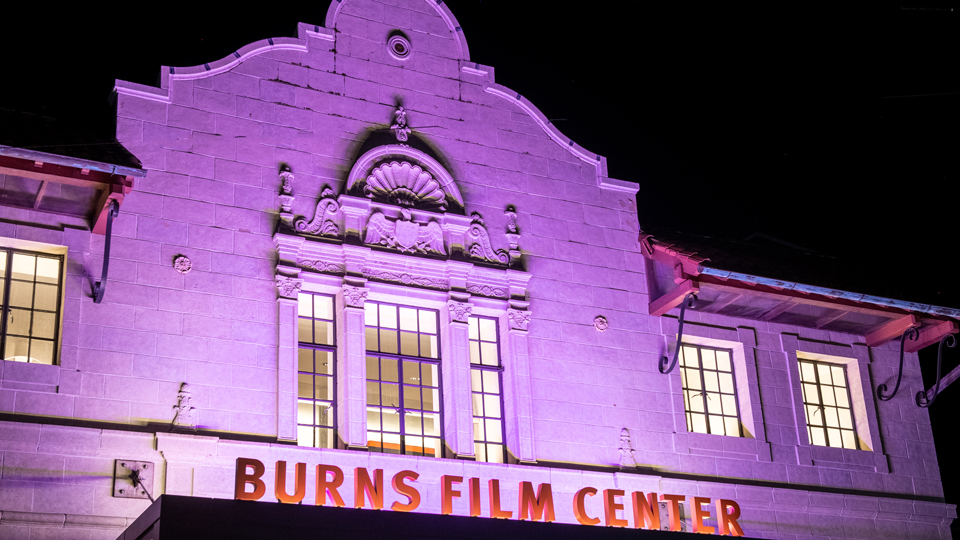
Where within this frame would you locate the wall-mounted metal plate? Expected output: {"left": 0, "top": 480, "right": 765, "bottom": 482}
{"left": 113, "top": 459, "right": 154, "bottom": 500}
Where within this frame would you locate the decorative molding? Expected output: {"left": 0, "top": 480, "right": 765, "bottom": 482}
{"left": 275, "top": 275, "right": 303, "bottom": 299}
{"left": 364, "top": 209, "right": 445, "bottom": 255}
{"left": 466, "top": 213, "right": 508, "bottom": 265}
{"left": 594, "top": 315, "right": 609, "bottom": 332}
{"left": 342, "top": 285, "right": 369, "bottom": 307}
{"left": 298, "top": 259, "right": 345, "bottom": 275}
{"left": 447, "top": 300, "right": 473, "bottom": 323}
{"left": 362, "top": 267, "right": 449, "bottom": 291}
{"left": 390, "top": 106, "right": 412, "bottom": 142}
{"left": 363, "top": 161, "right": 447, "bottom": 211}
{"left": 505, "top": 205, "right": 522, "bottom": 266}
{"left": 618, "top": 428, "right": 638, "bottom": 469}
{"left": 466, "top": 284, "right": 508, "bottom": 299}
{"left": 294, "top": 187, "right": 340, "bottom": 236}
{"left": 507, "top": 308, "right": 531, "bottom": 331}
{"left": 172, "top": 382, "right": 197, "bottom": 430}
{"left": 173, "top": 255, "right": 192, "bottom": 275}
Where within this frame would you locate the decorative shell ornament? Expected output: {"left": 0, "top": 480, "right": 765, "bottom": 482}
{"left": 363, "top": 161, "right": 447, "bottom": 211}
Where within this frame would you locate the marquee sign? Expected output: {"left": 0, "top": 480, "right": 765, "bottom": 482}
{"left": 234, "top": 458, "right": 745, "bottom": 536}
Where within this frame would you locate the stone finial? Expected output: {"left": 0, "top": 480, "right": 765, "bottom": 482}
{"left": 618, "top": 428, "right": 638, "bottom": 469}
{"left": 506, "top": 308, "right": 531, "bottom": 331}
{"left": 390, "top": 106, "right": 411, "bottom": 143}
{"left": 505, "top": 205, "right": 521, "bottom": 266}
{"left": 279, "top": 167, "right": 295, "bottom": 226}
{"left": 275, "top": 275, "right": 303, "bottom": 300}
{"left": 173, "top": 255, "right": 192, "bottom": 275}
{"left": 172, "top": 383, "right": 197, "bottom": 430}
{"left": 342, "top": 285, "right": 368, "bottom": 308}
{"left": 594, "top": 315, "right": 609, "bottom": 332}
{"left": 447, "top": 300, "right": 473, "bottom": 323}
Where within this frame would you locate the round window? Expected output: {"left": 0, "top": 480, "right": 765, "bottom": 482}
{"left": 387, "top": 35, "right": 411, "bottom": 60}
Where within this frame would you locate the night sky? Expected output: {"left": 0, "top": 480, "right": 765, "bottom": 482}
{"left": 2, "top": 0, "right": 959, "bottom": 528}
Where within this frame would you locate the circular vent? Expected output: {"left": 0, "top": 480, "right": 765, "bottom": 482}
{"left": 387, "top": 35, "right": 411, "bottom": 60}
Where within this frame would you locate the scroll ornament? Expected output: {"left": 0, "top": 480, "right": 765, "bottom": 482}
{"left": 295, "top": 187, "right": 340, "bottom": 237}
{"left": 467, "top": 213, "right": 508, "bottom": 265}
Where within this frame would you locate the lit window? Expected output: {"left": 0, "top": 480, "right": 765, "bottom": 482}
{"left": 799, "top": 359, "right": 858, "bottom": 450}
{"left": 297, "top": 293, "right": 336, "bottom": 448}
{"left": 364, "top": 302, "right": 441, "bottom": 457}
{"left": 679, "top": 344, "right": 742, "bottom": 437}
{"left": 469, "top": 316, "right": 505, "bottom": 463}
{"left": 1, "top": 249, "right": 63, "bottom": 365}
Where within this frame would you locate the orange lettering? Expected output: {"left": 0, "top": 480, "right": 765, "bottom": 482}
{"left": 631, "top": 492, "right": 661, "bottom": 530}
{"left": 354, "top": 467, "right": 383, "bottom": 510}
{"left": 691, "top": 496, "right": 715, "bottom": 534}
{"left": 488, "top": 479, "right": 513, "bottom": 519}
{"left": 441, "top": 475, "right": 462, "bottom": 515}
{"left": 717, "top": 499, "right": 744, "bottom": 537}
{"left": 469, "top": 477, "right": 482, "bottom": 517}
{"left": 519, "top": 482, "right": 555, "bottom": 522}
{"left": 573, "top": 487, "right": 600, "bottom": 525}
{"left": 390, "top": 470, "right": 420, "bottom": 512}
{"left": 315, "top": 464, "right": 345, "bottom": 507}
{"left": 274, "top": 461, "right": 306, "bottom": 504}
{"left": 603, "top": 489, "right": 628, "bottom": 527}
{"left": 234, "top": 458, "right": 265, "bottom": 501}
{"left": 660, "top": 494, "right": 685, "bottom": 532}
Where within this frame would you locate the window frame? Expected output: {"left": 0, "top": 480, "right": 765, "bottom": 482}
{"left": 468, "top": 314, "right": 507, "bottom": 463}
{"left": 678, "top": 343, "right": 744, "bottom": 438}
{"left": 0, "top": 245, "right": 65, "bottom": 366}
{"left": 296, "top": 292, "right": 338, "bottom": 449}
{"left": 363, "top": 300, "right": 444, "bottom": 458}
{"left": 797, "top": 357, "right": 859, "bottom": 450}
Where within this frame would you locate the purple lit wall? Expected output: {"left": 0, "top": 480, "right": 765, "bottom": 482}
{"left": 0, "top": 0, "right": 952, "bottom": 538}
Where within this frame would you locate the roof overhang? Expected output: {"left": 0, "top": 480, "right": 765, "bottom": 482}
{"left": 639, "top": 232, "right": 959, "bottom": 351}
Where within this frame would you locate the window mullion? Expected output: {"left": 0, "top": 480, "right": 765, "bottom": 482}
{"left": 0, "top": 249, "right": 11, "bottom": 359}
{"left": 697, "top": 347, "right": 710, "bottom": 434}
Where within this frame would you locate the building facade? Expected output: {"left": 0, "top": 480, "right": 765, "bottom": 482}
{"left": 0, "top": 1, "right": 956, "bottom": 538}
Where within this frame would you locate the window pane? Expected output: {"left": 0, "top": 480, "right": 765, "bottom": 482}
{"left": 701, "top": 349, "right": 716, "bottom": 370}
{"left": 721, "top": 394, "right": 738, "bottom": 416}
{"left": 703, "top": 371, "right": 719, "bottom": 393}
{"left": 423, "top": 413, "right": 440, "bottom": 436}
{"left": 366, "top": 381, "right": 380, "bottom": 405}
{"left": 298, "top": 318, "right": 312, "bottom": 342}
{"left": 404, "top": 387, "right": 422, "bottom": 410}
{"left": 317, "top": 404, "right": 333, "bottom": 427}
{"left": 9, "top": 282, "right": 33, "bottom": 308}
{"left": 682, "top": 346, "right": 699, "bottom": 367}
{"left": 365, "top": 327, "right": 378, "bottom": 351}
{"left": 481, "top": 342, "right": 498, "bottom": 366}
{"left": 688, "top": 392, "right": 704, "bottom": 413}
{"left": 35, "top": 257, "right": 59, "bottom": 284}
{"left": 11, "top": 254, "right": 35, "bottom": 280}
{"left": 364, "top": 303, "right": 378, "bottom": 326}
{"left": 4, "top": 337, "right": 28, "bottom": 362}
{"left": 832, "top": 366, "right": 846, "bottom": 387}
{"left": 807, "top": 405, "right": 823, "bottom": 425}
{"left": 841, "top": 430, "right": 856, "bottom": 449}
{"left": 423, "top": 388, "right": 439, "bottom": 412}
{"left": 381, "top": 359, "right": 398, "bottom": 382}
{"left": 472, "top": 394, "right": 483, "bottom": 416}
{"left": 827, "top": 428, "right": 843, "bottom": 448}
{"left": 685, "top": 368, "right": 701, "bottom": 390}
{"left": 803, "top": 384, "right": 820, "bottom": 404}
{"left": 419, "top": 310, "right": 436, "bottom": 334}
{"left": 398, "top": 307, "right": 418, "bottom": 331}
{"left": 484, "top": 394, "right": 502, "bottom": 418}
{"left": 424, "top": 438, "right": 441, "bottom": 458}
{"left": 839, "top": 409, "right": 854, "bottom": 429}
{"left": 400, "top": 331, "right": 418, "bottom": 355}
{"left": 298, "top": 375, "right": 313, "bottom": 399}
{"left": 471, "top": 370, "right": 482, "bottom": 392}
{"left": 382, "top": 433, "right": 401, "bottom": 454}
{"left": 485, "top": 419, "right": 503, "bottom": 443}
{"left": 475, "top": 442, "right": 486, "bottom": 462}
{"left": 801, "top": 362, "right": 816, "bottom": 383}
{"left": 366, "top": 356, "right": 379, "bottom": 380}
{"left": 716, "top": 351, "right": 731, "bottom": 372}
{"left": 473, "top": 417, "right": 484, "bottom": 440}
{"left": 298, "top": 293, "right": 312, "bottom": 317}
{"left": 810, "top": 427, "right": 826, "bottom": 446}
{"left": 405, "top": 412, "right": 423, "bottom": 435}
{"left": 298, "top": 401, "right": 314, "bottom": 424}
{"left": 479, "top": 318, "right": 497, "bottom": 341}
{"left": 32, "top": 312, "right": 56, "bottom": 339}
{"left": 0, "top": 252, "right": 6, "bottom": 279}
{"left": 817, "top": 364, "right": 832, "bottom": 385}
{"left": 379, "top": 329, "right": 398, "bottom": 353}
{"left": 316, "top": 351, "right": 333, "bottom": 375}
{"left": 314, "top": 295, "right": 333, "bottom": 320}
{"left": 298, "top": 425, "right": 314, "bottom": 447}
{"left": 367, "top": 408, "right": 381, "bottom": 431}
{"left": 709, "top": 415, "right": 725, "bottom": 435}
{"left": 482, "top": 371, "right": 499, "bottom": 394}
{"left": 691, "top": 413, "right": 707, "bottom": 434}
{"left": 316, "top": 377, "right": 331, "bottom": 401}
{"left": 719, "top": 373, "right": 735, "bottom": 394}
{"left": 469, "top": 341, "right": 481, "bottom": 364}
{"left": 298, "top": 349, "right": 313, "bottom": 372}
{"left": 724, "top": 417, "right": 739, "bottom": 437}
{"left": 314, "top": 321, "right": 333, "bottom": 345}
{"left": 423, "top": 335, "right": 438, "bottom": 359}
{"left": 382, "top": 410, "right": 400, "bottom": 432}
{"left": 379, "top": 304, "right": 397, "bottom": 329}
{"left": 29, "top": 340, "right": 53, "bottom": 364}
{"left": 421, "top": 364, "right": 437, "bottom": 387}
{"left": 381, "top": 383, "right": 399, "bottom": 407}
{"left": 706, "top": 393, "right": 722, "bottom": 414}
{"left": 468, "top": 317, "right": 479, "bottom": 340}
{"left": 486, "top": 444, "right": 504, "bottom": 464}
{"left": 821, "top": 386, "right": 836, "bottom": 406}
{"left": 824, "top": 407, "right": 839, "bottom": 428}
{"left": 402, "top": 361, "right": 419, "bottom": 384}
{"left": 835, "top": 387, "right": 849, "bottom": 408}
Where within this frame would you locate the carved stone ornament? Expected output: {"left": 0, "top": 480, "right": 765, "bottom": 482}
{"left": 279, "top": 169, "right": 294, "bottom": 211}
{"left": 172, "top": 382, "right": 197, "bottom": 430}
{"left": 390, "top": 106, "right": 412, "bottom": 143}
{"left": 506, "top": 309, "right": 531, "bottom": 331}
{"left": 467, "top": 213, "right": 509, "bottom": 265}
{"left": 294, "top": 187, "right": 340, "bottom": 236}
{"left": 594, "top": 315, "right": 609, "bottom": 332}
{"left": 364, "top": 208, "right": 445, "bottom": 255}
{"left": 363, "top": 161, "right": 447, "bottom": 211}
{"left": 298, "top": 259, "right": 346, "bottom": 275}
{"left": 618, "top": 428, "right": 638, "bottom": 469}
{"left": 505, "top": 205, "right": 522, "bottom": 266}
{"left": 275, "top": 275, "right": 303, "bottom": 300}
{"left": 361, "top": 268, "right": 449, "bottom": 291}
{"left": 466, "top": 284, "right": 508, "bottom": 299}
{"left": 447, "top": 300, "right": 473, "bottom": 323}
{"left": 342, "top": 285, "right": 369, "bottom": 308}
{"left": 173, "top": 256, "right": 192, "bottom": 275}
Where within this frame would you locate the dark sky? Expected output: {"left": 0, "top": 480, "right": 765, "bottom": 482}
{"left": 2, "top": 0, "right": 959, "bottom": 528}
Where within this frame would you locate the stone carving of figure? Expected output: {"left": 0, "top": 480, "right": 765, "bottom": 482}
{"left": 172, "top": 382, "right": 197, "bottom": 430}
{"left": 618, "top": 427, "right": 638, "bottom": 469}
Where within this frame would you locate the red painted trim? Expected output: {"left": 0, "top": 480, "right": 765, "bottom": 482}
{"left": 649, "top": 279, "right": 700, "bottom": 317}
{"left": 865, "top": 314, "right": 919, "bottom": 347}
{"left": 905, "top": 320, "right": 959, "bottom": 353}
{"left": 637, "top": 233, "right": 705, "bottom": 278}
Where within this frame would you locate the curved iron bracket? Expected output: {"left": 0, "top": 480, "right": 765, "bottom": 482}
{"left": 877, "top": 327, "right": 919, "bottom": 401}
{"left": 659, "top": 293, "right": 697, "bottom": 374}
{"left": 916, "top": 334, "right": 956, "bottom": 408}
{"left": 92, "top": 199, "right": 119, "bottom": 304}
